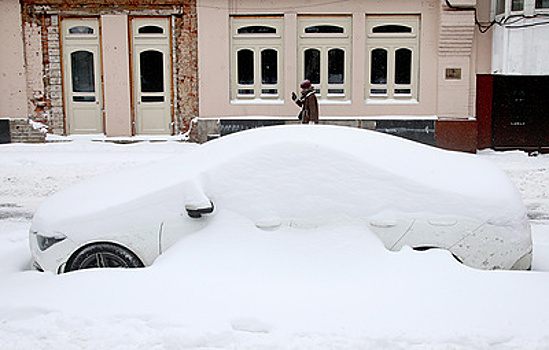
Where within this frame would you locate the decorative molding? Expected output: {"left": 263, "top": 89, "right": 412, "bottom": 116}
{"left": 439, "top": 1, "right": 475, "bottom": 56}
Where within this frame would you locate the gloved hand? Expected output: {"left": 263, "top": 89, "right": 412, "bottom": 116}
{"left": 291, "top": 92, "right": 297, "bottom": 101}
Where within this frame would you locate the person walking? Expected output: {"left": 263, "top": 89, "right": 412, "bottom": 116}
{"left": 292, "top": 79, "right": 319, "bottom": 124}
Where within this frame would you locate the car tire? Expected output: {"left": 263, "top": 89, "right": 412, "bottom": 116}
{"left": 65, "top": 243, "right": 144, "bottom": 272}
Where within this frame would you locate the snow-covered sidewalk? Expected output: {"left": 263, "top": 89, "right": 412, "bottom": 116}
{"left": 1, "top": 139, "right": 549, "bottom": 349}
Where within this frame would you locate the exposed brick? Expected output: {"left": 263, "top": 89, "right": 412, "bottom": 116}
{"left": 47, "top": 47, "right": 59, "bottom": 56}
{"left": 9, "top": 119, "right": 46, "bottom": 143}
{"left": 18, "top": 0, "right": 198, "bottom": 140}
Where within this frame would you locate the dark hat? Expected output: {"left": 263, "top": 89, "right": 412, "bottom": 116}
{"left": 300, "top": 79, "right": 311, "bottom": 89}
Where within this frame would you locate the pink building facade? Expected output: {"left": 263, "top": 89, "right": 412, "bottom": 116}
{"left": 4, "top": 0, "right": 546, "bottom": 152}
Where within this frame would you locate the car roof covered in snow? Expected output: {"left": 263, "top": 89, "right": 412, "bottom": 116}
{"left": 32, "top": 125, "right": 527, "bottom": 233}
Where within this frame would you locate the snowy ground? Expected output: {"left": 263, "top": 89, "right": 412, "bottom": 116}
{"left": 1, "top": 138, "right": 549, "bottom": 349}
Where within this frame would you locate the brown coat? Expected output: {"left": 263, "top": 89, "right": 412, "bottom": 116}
{"left": 296, "top": 88, "right": 319, "bottom": 124}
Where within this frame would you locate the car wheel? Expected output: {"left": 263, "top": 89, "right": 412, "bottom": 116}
{"left": 65, "top": 243, "right": 144, "bottom": 272}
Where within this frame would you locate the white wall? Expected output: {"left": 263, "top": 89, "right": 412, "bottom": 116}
{"left": 492, "top": 18, "right": 549, "bottom": 74}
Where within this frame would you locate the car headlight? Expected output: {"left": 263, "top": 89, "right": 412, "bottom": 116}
{"left": 36, "top": 233, "right": 67, "bottom": 251}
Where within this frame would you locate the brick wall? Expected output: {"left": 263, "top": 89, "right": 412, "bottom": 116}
{"left": 21, "top": 9, "right": 68, "bottom": 135}
{"left": 9, "top": 119, "right": 46, "bottom": 143}
{"left": 19, "top": 0, "right": 198, "bottom": 138}
{"left": 21, "top": 12, "right": 46, "bottom": 132}
{"left": 174, "top": 2, "right": 199, "bottom": 134}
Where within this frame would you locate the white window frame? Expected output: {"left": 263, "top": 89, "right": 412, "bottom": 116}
{"left": 297, "top": 15, "right": 352, "bottom": 101}
{"left": 230, "top": 16, "right": 283, "bottom": 102}
{"left": 365, "top": 15, "right": 420, "bottom": 103}
{"left": 492, "top": 0, "right": 549, "bottom": 19}
{"left": 537, "top": 0, "right": 549, "bottom": 9}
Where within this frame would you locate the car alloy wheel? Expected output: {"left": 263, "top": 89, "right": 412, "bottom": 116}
{"left": 65, "top": 243, "right": 144, "bottom": 272}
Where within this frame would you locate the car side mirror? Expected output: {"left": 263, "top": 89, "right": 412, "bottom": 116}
{"left": 185, "top": 201, "right": 214, "bottom": 219}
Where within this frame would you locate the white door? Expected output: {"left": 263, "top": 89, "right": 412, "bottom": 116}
{"left": 62, "top": 19, "right": 103, "bottom": 134}
{"left": 132, "top": 18, "right": 172, "bottom": 134}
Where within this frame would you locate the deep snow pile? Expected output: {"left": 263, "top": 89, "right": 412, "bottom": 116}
{"left": 0, "top": 138, "right": 197, "bottom": 220}
{"left": 478, "top": 149, "right": 549, "bottom": 223}
{"left": 194, "top": 126, "right": 526, "bottom": 224}
{"left": 1, "top": 132, "right": 549, "bottom": 349}
{"left": 3, "top": 221, "right": 549, "bottom": 349}
{"left": 35, "top": 127, "right": 527, "bottom": 225}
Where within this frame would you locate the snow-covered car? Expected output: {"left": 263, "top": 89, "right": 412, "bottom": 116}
{"left": 29, "top": 125, "right": 532, "bottom": 273}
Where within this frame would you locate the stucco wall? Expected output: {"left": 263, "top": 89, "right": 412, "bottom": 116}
{"left": 474, "top": 0, "right": 493, "bottom": 75}
{"left": 101, "top": 15, "right": 133, "bottom": 136}
{"left": 197, "top": 0, "right": 479, "bottom": 122}
{"left": 0, "top": 0, "right": 28, "bottom": 119}
{"left": 437, "top": 1, "right": 477, "bottom": 119}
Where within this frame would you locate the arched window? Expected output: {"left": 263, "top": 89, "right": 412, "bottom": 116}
{"left": 366, "top": 16, "right": 419, "bottom": 101}
{"left": 237, "top": 49, "right": 254, "bottom": 85}
{"left": 261, "top": 49, "right": 278, "bottom": 85}
{"left": 305, "top": 25, "right": 344, "bottom": 34}
{"left": 238, "top": 26, "right": 276, "bottom": 34}
{"left": 138, "top": 25, "right": 164, "bottom": 34}
{"left": 370, "top": 49, "right": 387, "bottom": 85}
{"left": 304, "top": 49, "right": 321, "bottom": 84}
{"left": 71, "top": 51, "right": 95, "bottom": 93}
{"left": 298, "top": 16, "right": 351, "bottom": 100}
{"left": 395, "top": 48, "right": 412, "bottom": 85}
{"left": 69, "top": 26, "right": 94, "bottom": 35}
{"left": 372, "top": 25, "right": 412, "bottom": 34}
{"left": 328, "top": 49, "right": 344, "bottom": 84}
{"left": 140, "top": 50, "right": 164, "bottom": 93}
{"left": 231, "top": 16, "right": 283, "bottom": 100}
